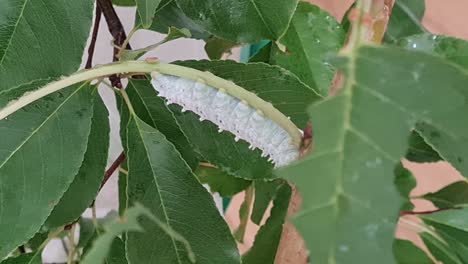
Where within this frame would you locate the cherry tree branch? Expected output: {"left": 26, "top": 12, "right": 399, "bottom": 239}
{"left": 100, "top": 152, "right": 126, "bottom": 190}
{"left": 85, "top": 3, "right": 102, "bottom": 69}
{"left": 96, "top": 0, "right": 132, "bottom": 88}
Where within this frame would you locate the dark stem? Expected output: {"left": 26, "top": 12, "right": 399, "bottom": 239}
{"left": 85, "top": 3, "right": 102, "bottom": 69}
{"left": 96, "top": 0, "right": 132, "bottom": 88}
{"left": 100, "top": 152, "right": 126, "bottom": 190}
{"left": 400, "top": 207, "right": 461, "bottom": 216}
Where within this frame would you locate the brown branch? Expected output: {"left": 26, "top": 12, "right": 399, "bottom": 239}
{"left": 85, "top": 4, "right": 102, "bottom": 69}
{"left": 100, "top": 152, "right": 126, "bottom": 190}
{"left": 400, "top": 207, "right": 461, "bottom": 216}
{"left": 96, "top": 0, "right": 132, "bottom": 88}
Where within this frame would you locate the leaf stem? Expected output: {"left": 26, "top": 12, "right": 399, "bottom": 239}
{"left": 0, "top": 60, "right": 302, "bottom": 147}
{"left": 116, "top": 27, "right": 138, "bottom": 59}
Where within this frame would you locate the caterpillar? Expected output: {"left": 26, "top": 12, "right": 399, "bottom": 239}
{"left": 150, "top": 73, "right": 301, "bottom": 167}
{"left": 0, "top": 60, "right": 301, "bottom": 168}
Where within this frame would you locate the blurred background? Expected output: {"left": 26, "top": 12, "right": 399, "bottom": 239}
{"left": 42, "top": 0, "right": 468, "bottom": 262}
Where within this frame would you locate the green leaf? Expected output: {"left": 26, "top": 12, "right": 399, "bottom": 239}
{"left": 174, "top": 0, "right": 299, "bottom": 43}
{"left": 0, "top": 252, "right": 41, "bottom": 264}
{"left": 149, "top": 0, "right": 211, "bottom": 40}
{"left": 82, "top": 203, "right": 195, "bottom": 264}
{"left": 400, "top": 34, "right": 468, "bottom": 177}
{"left": 121, "top": 27, "right": 191, "bottom": 61}
{"left": 0, "top": 84, "right": 94, "bottom": 258}
{"left": 249, "top": 42, "right": 273, "bottom": 63}
{"left": 135, "top": 0, "right": 162, "bottom": 28}
{"left": 195, "top": 166, "right": 251, "bottom": 197}
{"left": 422, "top": 209, "right": 468, "bottom": 263}
{"left": 173, "top": 109, "right": 274, "bottom": 180}
{"left": 0, "top": 0, "right": 93, "bottom": 95}
{"left": 269, "top": 2, "right": 346, "bottom": 95}
{"left": 105, "top": 238, "right": 128, "bottom": 264}
{"left": 277, "top": 44, "right": 468, "bottom": 263}
{"left": 399, "top": 34, "right": 468, "bottom": 70}
{"left": 26, "top": 232, "right": 48, "bottom": 251}
{"left": 79, "top": 212, "right": 121, "bottom": 256}
{"left": 384, "top": 0, "right": 426, "bottom": 43}
{"left": 405, "top": 130, "right": 441, "bottom": 163}
{"left": 124, "top": 116, "right": 240, "bottom": 263}
{"left": 423, "top": 181, "right": 468, "bottom": 208}
{"left": 251, "top": 180, "right": 282, "bottom": 225}
{"left": 118, "top": 163, "right": 128, "bottom": 216}
{"left": 421, "top": 232, "right": 462, "bottom": 264}
{"left": 394, "top": 163, "right": 416, "bottom": 211}
{"left": 394, "top": 163, "right": 416, "bottom": 198}
{"left": 234, "top": 187, "right": 254, "bottom": 243}
{"left": 243, "top": 183, "right": 292, "bottom": 264}
{"left": 78, "top": 218, "right": 97, "bottom": 250}
{"left": 393, "top": 239, "right": 433, "bottom": 264}
{"left": 124, "top": 79, "right": 198, "bottom": 169}
{"left": 204, "top": 37, "right": 238, "bottom": 60}
{"left": 44, "top": 94, "right": 110, "bottom": 229}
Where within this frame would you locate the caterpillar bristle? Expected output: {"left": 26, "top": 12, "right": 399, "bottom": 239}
{"left": 151, "top": 73, "right": 300, "bottom": 167}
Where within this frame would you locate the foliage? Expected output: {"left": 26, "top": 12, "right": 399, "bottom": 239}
{"left": 1, "top": 0, "right": 468, "bottom": 263}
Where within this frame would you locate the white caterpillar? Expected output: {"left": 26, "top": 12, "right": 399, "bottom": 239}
{"left": 150, "top": 73, "right": 301, "bottom": 167}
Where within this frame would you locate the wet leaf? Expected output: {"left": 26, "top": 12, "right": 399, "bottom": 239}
{"left": 400, "top": 34, "right": 468, "bottom": 177}
{"left": 174, "top": 0, "right": 298, "bottom": 43}
{"left": 385, "top": 0, "right": 426, "bottom": 43}
{"left": 269, "top": 2, "right": 345, "bottom": 94}
{"left": 277, "top": 45, "right": 468, "bottom": 263}
{"left": 149, "top": 0, "right": 211, "bottom": 40}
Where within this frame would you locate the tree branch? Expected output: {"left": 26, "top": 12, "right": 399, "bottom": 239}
{"left": 85, "top": 3, "right": 102, "bottom": 69}
{"left": 96, "top": 0, "right": 132, "bottom": 88}
{"left": 100, "top": 152, "right": 126, "bottom": 190}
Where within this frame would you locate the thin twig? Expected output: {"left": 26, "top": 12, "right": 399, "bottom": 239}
{"left": 100, "top": 152, "right": 126, "bottom": 190}
{"left": 96, "top": 0, "right": 131, "bottom": 88}
{"left": 67, "top": 224, "right": 77, "bottom": 264}
{"left": 85, "top": 3, "right": 102, "bottom": 69}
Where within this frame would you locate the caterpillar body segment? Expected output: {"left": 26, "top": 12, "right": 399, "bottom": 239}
{"left": 151, "top": 73, "right": 301, "bottom": 167}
